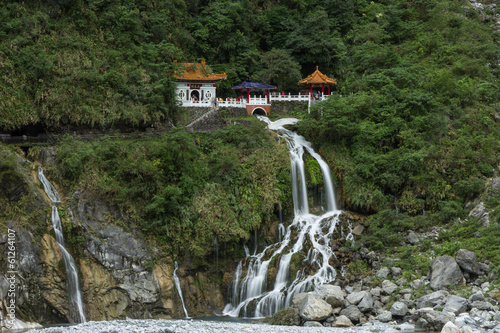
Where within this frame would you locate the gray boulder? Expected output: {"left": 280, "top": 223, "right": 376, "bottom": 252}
{"left": 346, "top": 291, "right": 367, "bottom": 305}
{"left": 299, "top": 293, "right": 333, "bottom": 321}
{"left": 332, "top": 315, "right": 354, "bottom": 327}
{"left": 414, "top": 307, "right": 455, "bottom": 331}
{"left": 408, "top": 231, "right": 419, "bottom": 244}
{"left": 441, "top": 321, "right": 461, "bottom": 333}
{"left": 390, "top": 301, "right": 409, "bottom": 317}
{"left": 375, "top": 311, "right": 392, "bottom": 322}
{"left": 340, "top": 305, "right": 363, "bottom": 323}
{"left": 391, "top": 267, "right": 402, "bottom": 277}
{"left": 443, "top": 295, "right": 467, "bottom": 315}
{"left": 468, "top": 292, "right": 484, "bottom": 302}
{"left": 417, "top": 290, "right": 450, "bottom": 309}
{"left": 376, "top": 267, "right": 390, "bottom": 279}
{"left": 382, "top": 280, "right": 398, "bottom": 295}
{"left": 315, "top": 285, "right": 344, "bottom": 308}
{"left": 358, "top": 292, "right": 374, "bottom": 313}
{"left": 370, "top": 287, "right": 382, "bottom": 297}
{"left": 471, "top": 300, "right": 494, "bottom": 311}
{"left": 429, "top": 256, "right": 465, "bottom": 290}
{"left": 455, "top": 249, "right": 481, "bottom": 275}
{"left": 292, "top": 292, "right": 310, "bottom": 307}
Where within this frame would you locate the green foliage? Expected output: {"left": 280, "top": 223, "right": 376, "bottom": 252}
{"left": 54, "top": 125, "right": 292, "bottom": 259}
{"left": 252, "top": 49, "right": 302, "bottom": 93}
{"left": 0, "top": 0, "right": 183, "bottom": 131}
{"left": 346, "top": 259, "right": 373, "bottom": 277}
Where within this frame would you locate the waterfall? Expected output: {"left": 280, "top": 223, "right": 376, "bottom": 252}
{"left": 222, "top": 116, "right": 341, "bottom": 318}
{"left": 173, "top": 262, "right": 189, "bottom": 318}
{"left": 37, "top": 167, "right": 86, "bottom": 323}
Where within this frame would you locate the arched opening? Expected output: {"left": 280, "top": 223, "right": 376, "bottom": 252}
{"left": 190, "top": 90, "right": 200, "bottom": 102}
{"left": 252, "top": 108, "right": 267, "bottom": 116}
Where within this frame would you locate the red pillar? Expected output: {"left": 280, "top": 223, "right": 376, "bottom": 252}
{"left": 310, "top": 84, "right": 312, "bottom": 97}
{"left": 240, "top": 90, "right": 243, "bottom": 101}
{"left": 247, "top": 89, "right": 250, "bottom": 103}
{"left": 266, "top": 90, "right": 269, "bottom": 104}
{"left": 328, "top": 85, "right": 331, "bottom": 95}
{"left": 322, "top": 83, "right": 324, "bottom": 95}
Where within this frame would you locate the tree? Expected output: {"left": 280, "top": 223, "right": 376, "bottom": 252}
{"left": 252, "top": 49, "right": 302, "bottom": 92}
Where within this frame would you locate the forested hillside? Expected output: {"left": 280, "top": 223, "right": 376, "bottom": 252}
{"left": 1, "top": 0, "right": 500, "bottom": 265}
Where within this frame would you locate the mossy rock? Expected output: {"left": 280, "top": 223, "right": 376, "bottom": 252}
{"left": 269, "top": 307, "right": 301, "bottom": 326}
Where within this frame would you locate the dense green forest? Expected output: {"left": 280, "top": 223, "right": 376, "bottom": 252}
{"left": 1, "top": 0, "right": 499, "bottom": 266}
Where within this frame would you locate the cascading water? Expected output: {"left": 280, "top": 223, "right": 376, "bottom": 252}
{"left": 173, "top": 262, "right": 189, "bottom": 318}
{"left": 223, "top": 116, "right": 342, "bottom": 318}
{"left": 37, "top": 167, "right": 86, "bottom": 323}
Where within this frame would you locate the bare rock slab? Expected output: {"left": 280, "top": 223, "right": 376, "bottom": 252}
{"left": 298, "top": 293, "right": 332, "bottom": 321}
{"left": 429, "top": 256, "right": 465, "bottom": 290}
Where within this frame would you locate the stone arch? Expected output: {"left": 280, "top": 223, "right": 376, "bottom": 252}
{"left": 252, "top": 107, "right": 267, "bottom": 116}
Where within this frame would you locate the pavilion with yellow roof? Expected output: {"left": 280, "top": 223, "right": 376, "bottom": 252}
{"left": 174, "top": 60, "right": 227, "bottom": 105}
{"left": 298, "top": 66, "right": 337, "bottom": 97}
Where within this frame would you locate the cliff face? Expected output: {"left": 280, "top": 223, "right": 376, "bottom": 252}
{"left": 0, "top": 148, "right": 226, "bottom": 326}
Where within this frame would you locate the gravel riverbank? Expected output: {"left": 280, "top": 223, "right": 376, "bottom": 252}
{"left": 24, "top": 319, "right": 400, "bottom": 333}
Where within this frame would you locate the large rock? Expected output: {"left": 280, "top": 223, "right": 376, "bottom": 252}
{"left": 443, "top": 295, "right": 467, "bottom": 315}
{"left": 408, "top": 231, "right": 419, "bottom": 244}
{"left": 382, "top": 280, "right": 398, "bottom": 295}
{"left": 316, "top": 285, "right": 344, "bottom": 308}
{"left": 417, "top": 290, "right": 450, "bottom": 309}
{"left": 340, "top": 305, "right": 363, "bottom": 323}
{"left": 298, "top": 293, "right": 333, "bottom": 321}
{"left": 414, "top": 308, "right": 455, "bottom": 331}
{"left": 390, "top": 301, "right": 408, "bottom": 317}
{"left": 455, "top": 249, "right": 481, "bottom": 275}
{"left": 375, "top": 311, "right": 392, "bottom": 322}
{"left": 332, "top": 315, "right": 354, "bottom": 327}
{"left": 357, "top": 292, "right": 374, "bottom": 313}
{"left": 346, "top": 291, "right": 367, "bottom": 305}
{"left": 292, "top": 292, "right": 310, "bottom": 307}
{"left": 376, "top": 267, "right": 390, "bottom": 279}
{"left": 441, "top": 321, "right": 461, "bottom": 333}
{"left": 429, "top": 256, "right": 465, "bottom": 290}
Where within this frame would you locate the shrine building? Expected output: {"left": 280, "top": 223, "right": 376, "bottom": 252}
{"left": 298, "top": 66, "right": 337, "bottom": 97}
{"left": 174, "top": 61, "right": 227, "bottom": 106}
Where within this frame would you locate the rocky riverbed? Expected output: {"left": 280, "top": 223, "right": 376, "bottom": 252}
{"left": 264, "top": 247, "right": 499, "bottom": 333}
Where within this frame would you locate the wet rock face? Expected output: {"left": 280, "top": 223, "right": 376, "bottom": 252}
{"left": 0, "top": 169, "right": 29, "bottom": 204}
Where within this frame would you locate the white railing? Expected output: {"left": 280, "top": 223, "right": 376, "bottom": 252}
{"left": 179, "top": 93, "right": 333, "bottom": 108}
{"left": 181, "top": 100, "right": 213, "bottom": 107}
{"left": 270, "top": 93, "right": 310, "bottom": 102}
{"left": 218, "top": 99, "right": 245, "bottom": 108}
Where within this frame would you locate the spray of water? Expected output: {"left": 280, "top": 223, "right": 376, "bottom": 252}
{"left": 222, "top": 117, "right": 343, "bottom": 318}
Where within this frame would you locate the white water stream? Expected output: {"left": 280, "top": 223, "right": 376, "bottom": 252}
{"left": 223, "top": 117, "right": 343, "bottom": 318}
{"left": 38, "top": 167, "right": 86, "bottom": 323}
{"left": 173, "top": 261, "right": 190, "bottom": 318}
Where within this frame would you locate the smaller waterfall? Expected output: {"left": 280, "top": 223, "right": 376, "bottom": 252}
{"left": 173, "top": 262, "right": 189, "bottom": 318}
{"left": 38, "top": 167, "right": 86, "bottom": 323}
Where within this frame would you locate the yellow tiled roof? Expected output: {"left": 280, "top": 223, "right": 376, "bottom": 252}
{"left": 298, "top": 66, "right": 337, "bottom": 85}
{"left": 174, "top": 60, "right": 227, "bottom": 81}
